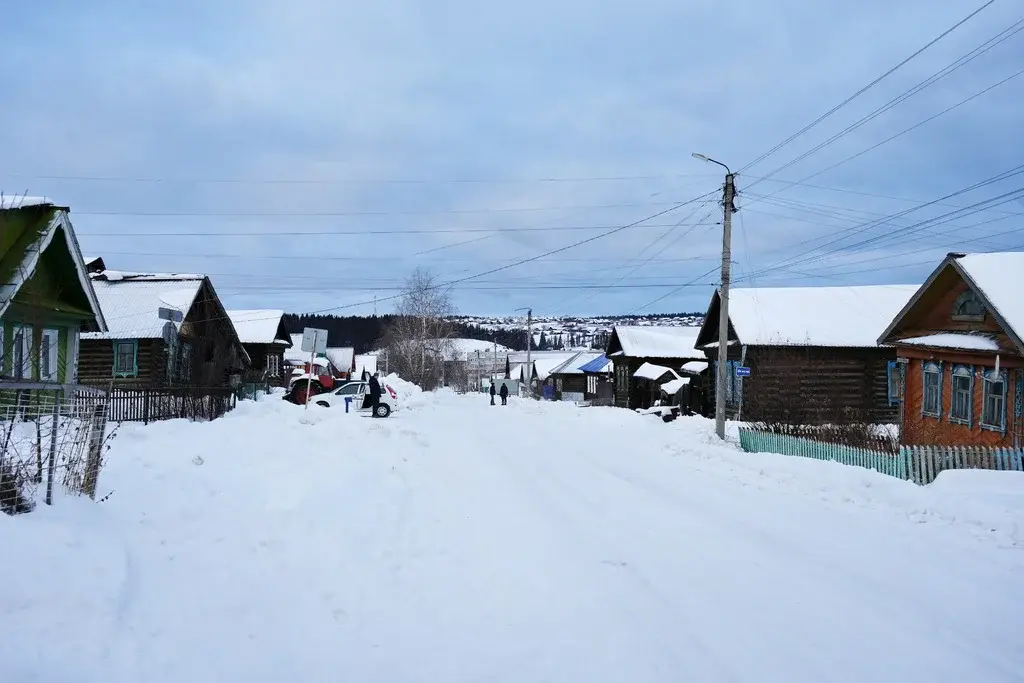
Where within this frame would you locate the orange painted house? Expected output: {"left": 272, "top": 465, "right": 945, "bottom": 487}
{"left": 878, "top": 252, "right": 1024, "bottom": 448}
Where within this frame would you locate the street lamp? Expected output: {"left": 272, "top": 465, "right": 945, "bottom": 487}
{"left": 693, "top": 152, "right": 736, "bottom": 440}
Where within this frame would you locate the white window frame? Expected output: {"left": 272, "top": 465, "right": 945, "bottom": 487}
{"left": 981, "top": 368, "right": 1007, "bottom": 433}
{"left": 948, "top": 365, "right": 972, "bottom": 426}
{"left": 922, "top": 361, "right": 942, "bottom": 418}
{"left": 266, "top": 353, "right": 280, "bottom": 376}
{"left": 0, "top": 323, "right": 5, "bottom": 375}
{"left": 13, "top": 324, "right": 33, "bottom": 380}
{"left": 41, "top": 328, "right": 60, "bottom": 382}
{"left": 67, "top": 328, "right": 80, "bottom": 384}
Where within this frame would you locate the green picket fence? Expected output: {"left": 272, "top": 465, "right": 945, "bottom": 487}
{"left": 738, "top": 429, "right": 906, "bottom": 479}
{"left": 738, "top": 429, "right": 1024, "bottom": 484}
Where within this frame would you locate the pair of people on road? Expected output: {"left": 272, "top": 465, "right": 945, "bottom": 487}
{"left": 489, "top": 381, "right": 509, "bottom": 406}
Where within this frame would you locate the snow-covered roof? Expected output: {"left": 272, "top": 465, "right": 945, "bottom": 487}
{"left": 550, "top": 351, "right": 605, "bottom": 376}
{"left": 91, "top": 270, "right": 206, "bottom": 282}
{"left": 0, "top": 194, "right": 52, "bottom": 209}
{"left": 577, "top": 354, "right": 612, "bottom": 374}
{"left": 227, "top": 310, "right": 289, "bottom": 345}
{"left": 633, "top": 362, "right": 679, "bottom": 381}
{"left": 723, "top": 285, "right": 920, "bottom": 347}
{"left": 533, "top": 353, "right": 579, "bottom": 381}
{"left": 681, "top": 360, "right": 709, "bottom": 374}
{"left": 954, "top": 253, "right": 1024, "bottom": 343}
{"left": 325, "top": 347, "right": 355, "bottom": 371}
{"left": 898, "top": 333, "right": 1000, "bottom": 352}
{"left": 0, "top": 206, "right": 106, "bottom": 332}
{"left": 608, "top": 325, "right": 703, "bottom": 359}
{"left": 661, "top": 377, "right": 691, "bottom": 395}
{"left": 82, "top": 276, "right": 204, "bottom": 340}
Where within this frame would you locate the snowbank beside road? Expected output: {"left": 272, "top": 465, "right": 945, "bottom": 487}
{"left": 2, "top": 392, "right": 1023, "bottom": 682}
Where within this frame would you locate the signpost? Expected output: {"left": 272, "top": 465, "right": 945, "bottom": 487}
{"left": 735, "top": 366, "right": 751, "bottom": 377}
{"left": 300, "top": 327, "right": 329, "bottom": 410}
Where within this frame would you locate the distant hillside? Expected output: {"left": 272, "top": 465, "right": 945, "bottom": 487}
{"left": 283, "top": 313, "right": 705, "bottom": 354}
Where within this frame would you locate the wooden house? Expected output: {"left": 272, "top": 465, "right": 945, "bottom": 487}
{"left": 604, "top": 326, "right": 704, "bottom": 409}
{"left": 631, "top": 361, "right": 686, "bottom": 410}
{"left": 696, "top": 284, "right": 919, "bottom": 424}
{"left": 227, "top": 310, "right": 293, "bottom": 386}
{"left": 547, "top": 351, "right": 605, "bottom": 402}
{"left": 577, "top": 353, "right": 614, "bottom": 404}
{"left": 0, "top": 197, "right": 106, "bottom": 384}
{"left": 79, "top": 269, "right": 249, "bottom": 388}
{"left": 878, "top": 252, "right": 1024, "bottom": 448}
{"left": 679, "top": 360, "right": 711, "bottom": 416}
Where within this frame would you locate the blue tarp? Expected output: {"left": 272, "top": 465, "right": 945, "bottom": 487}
{"left": 577, "top": 354, "right": 611, "bottom": 373}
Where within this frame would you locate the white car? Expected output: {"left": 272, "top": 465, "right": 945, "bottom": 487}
{"left": 309, "top": 380, "right": 398, "bottom": 418}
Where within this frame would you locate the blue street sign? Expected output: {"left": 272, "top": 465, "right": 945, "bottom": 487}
{"left": 735, "top": 366, "right": 751, "bottom": 377}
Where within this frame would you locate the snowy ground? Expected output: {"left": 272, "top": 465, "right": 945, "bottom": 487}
{"left": 3, "top": 391, "right": 1024, "bottom": 682}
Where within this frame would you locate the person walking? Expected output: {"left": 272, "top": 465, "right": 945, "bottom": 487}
{"left": 499, "top": 381, "right": 509, "bottom": 406}
{"left": 489, "top": 380, "right": 496, "bottom": 406}
{"left": 368, "top": 372, "right": 382, "bottom": 417}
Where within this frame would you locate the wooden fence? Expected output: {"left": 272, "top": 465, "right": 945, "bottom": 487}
{"left": 738, "top": 429, "right": 1024, "bottom": 485}
{"left": 105, "top": 387, "right": 236, "bottom": 424}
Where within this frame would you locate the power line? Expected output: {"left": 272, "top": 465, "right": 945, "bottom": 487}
{"left": 747, "top": 63, "right": 1024, "bottom": 200}
{"left": 744, "top": 14, "right": 1024, "bottom": 188}
{"left": 739, "top": 0, "right": 995, "bottom": 173}
{"left": 81, "top": 220, "right": 717, "bottom": 237}
{"left": 2, "top": 171, "right": 724, "bottom": 185}
{"left": 90, "top": 191, "right": 719, "bottom": 332}
{"left": 741, "top": 163, "right": 1024, "bottom": 279}
{"left": 72, "top": 198, "right": 698, "bottom": 218}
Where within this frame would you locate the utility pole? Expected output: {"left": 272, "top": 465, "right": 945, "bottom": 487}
{"left": 514, "top": 307, "right": 532, "bottom": 397}
{"left": 693, "top": 153, "right": 736, "bottom": 440}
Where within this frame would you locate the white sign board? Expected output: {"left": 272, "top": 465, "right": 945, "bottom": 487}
{"left": 301, "top": 327, "right": 328, "bottom": 354}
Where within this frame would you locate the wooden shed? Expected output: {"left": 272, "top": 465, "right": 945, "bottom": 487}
{"left": 695, "top": 284, "right": 919, "bottom": 424}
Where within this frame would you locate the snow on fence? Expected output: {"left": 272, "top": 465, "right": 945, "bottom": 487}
{"left": 0, "top": 383, "right": 111, "bottom": 514}
{"left": 738, "top": 428, "right": 1024, "bottom": 485}
{"left": 105, "top": 386, "right": 236, "bottom": 424}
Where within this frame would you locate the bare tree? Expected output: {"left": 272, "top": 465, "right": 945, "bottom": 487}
{"left": 379, "top": 268, "right": 458, "bottom": 390}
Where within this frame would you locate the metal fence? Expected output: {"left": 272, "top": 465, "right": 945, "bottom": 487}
{"left": 738, "top": 428, "right": 1024, "bottom": 484}
{"left": 0, "top": 383, "right": 110, "bottom": 514}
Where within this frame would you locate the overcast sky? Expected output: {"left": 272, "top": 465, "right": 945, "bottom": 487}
{"left": 2, "top": 1, "right": 1022, "bottom": 317}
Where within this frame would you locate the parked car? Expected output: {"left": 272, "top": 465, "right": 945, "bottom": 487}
{"left": 310, "top": 380, "right": 399, "bottom": 418}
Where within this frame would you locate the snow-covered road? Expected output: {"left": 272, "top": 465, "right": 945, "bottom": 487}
{"left": 4, "top": 391, "right": 1024, "bottom": 682}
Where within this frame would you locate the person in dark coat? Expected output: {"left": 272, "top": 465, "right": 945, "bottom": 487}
{"left": 368, "top": 372, "right": 382, "bottom": 416}
{"left": 499, "top": 382, "right": 509, "bottom": 405}
{"left": 489, "top": 381, "right": 496, "bottom": 405}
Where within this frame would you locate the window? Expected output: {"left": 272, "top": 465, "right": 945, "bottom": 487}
{"left": 40, "top": 329, "right": 60, "bottom": 382}
{"left": 166, "top": 333, "right": 179, "bottom": 383}
{"left": 949, "top": 365, "right": 972, "bottom": 425}
{"left": 180, "top": 342, "right": 193, "bottom": 380}
{"left": 13, "top": 325, "right": 32, "bottom": 379}
{"left": 886, "top": 360, "right": 901, "bottom": 405}
{"left": 556, "top": 378, "right": 563, "bottom": 392}
{"left": 922, "top": 361, "right": 942, "bottom": 418}
{"left": 335, "top": 383, "right": 361, "bottom": 396}
{"left": 266, "top": 353, "right": 281, "bottom": 376}
{"left": 981, "top": 368, "right": 1007, "bottom": 432}
{"left": 952, "top": 289, "right": 985, "bottom": 321}
{"left": 587, "top": 375, "right": 597, "bottom": 395}
{"left": 113, "top": 340, "right": 138, "bottom": 377}
{"left": 0, "top": 323, "right": 4, "bottom": 374}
